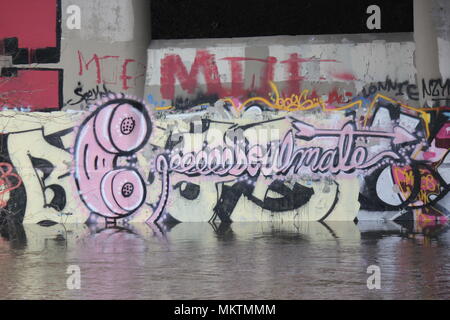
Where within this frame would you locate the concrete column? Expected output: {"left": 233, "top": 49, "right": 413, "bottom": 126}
{"left": 59, "top": 0, "right": 151, "bottom": 110}
{"left": 414, "top": 0, "right": 442, "bottom": 106}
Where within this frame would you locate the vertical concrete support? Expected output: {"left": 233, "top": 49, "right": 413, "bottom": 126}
{"left": 0, "top": 0, "right": 151, "bottom": 111}
{"left": 60, "top": 0, "right": 151, "bottom": 109}
{"left": 414, "top": 0, "right": 442, "bottom": 106}
{"left": 431, "top": 0, "right": 450, "bottom": 79}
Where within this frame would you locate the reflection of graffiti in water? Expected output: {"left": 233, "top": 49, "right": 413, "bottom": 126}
{"left": 1, "top": 219, "right": 448, "bottom": 253}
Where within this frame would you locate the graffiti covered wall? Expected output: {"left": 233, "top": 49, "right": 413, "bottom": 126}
{"left": 0, "top": 0, "right": 150, "bottom": 112}
{"left": 142, "top": 36, "right": 450, "bottom": 225}
{"left": 0, "top": 1, "right": 449, "bottom": 226}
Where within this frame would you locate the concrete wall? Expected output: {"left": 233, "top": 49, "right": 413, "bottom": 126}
{"left": 0, "top": 0, "right": 150, "bottom": 111}
{"left": 0, "top": 0, "right": 151, "bottom": 224}
{"left": 0, "top": 0, "right": 449, "bottom": 226}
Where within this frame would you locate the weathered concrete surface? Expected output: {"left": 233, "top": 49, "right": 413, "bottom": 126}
{"left": 0, "top": 0, "right": 151, "bottom": 112}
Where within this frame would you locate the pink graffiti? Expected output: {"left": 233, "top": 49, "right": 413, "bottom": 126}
{"left": 147, "top": 119, "right": 417, "bottom": 223}
{"left": 436, "top": 123, "right": 450, "bottom": 149}
{"left": 77, "top": 51, "right": 146, "bottom": 91}
{"left": 155, "top": 119, "right": 415, "bottom": 179}
{"left": 291, "top": 120, "right": 417, "bottom": 145}
{"left": 74, "top": 97, "right": 151, "bottom": 220}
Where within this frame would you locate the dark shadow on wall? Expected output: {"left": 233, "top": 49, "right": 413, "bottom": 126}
{"left": 151, "top": 0, "right": 413, "bottom": 39}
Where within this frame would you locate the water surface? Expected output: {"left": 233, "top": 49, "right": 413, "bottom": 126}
{"left": 0, "top": 220, "right": 449, "bottom": 299}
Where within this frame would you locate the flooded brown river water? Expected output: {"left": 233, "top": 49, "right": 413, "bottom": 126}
{"left": 0, "top": 221, "right": 449, "bottom": 300}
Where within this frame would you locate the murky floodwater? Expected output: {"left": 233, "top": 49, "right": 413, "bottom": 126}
{"left": 0, "top": 220, "right": 449, "bottom": 300}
